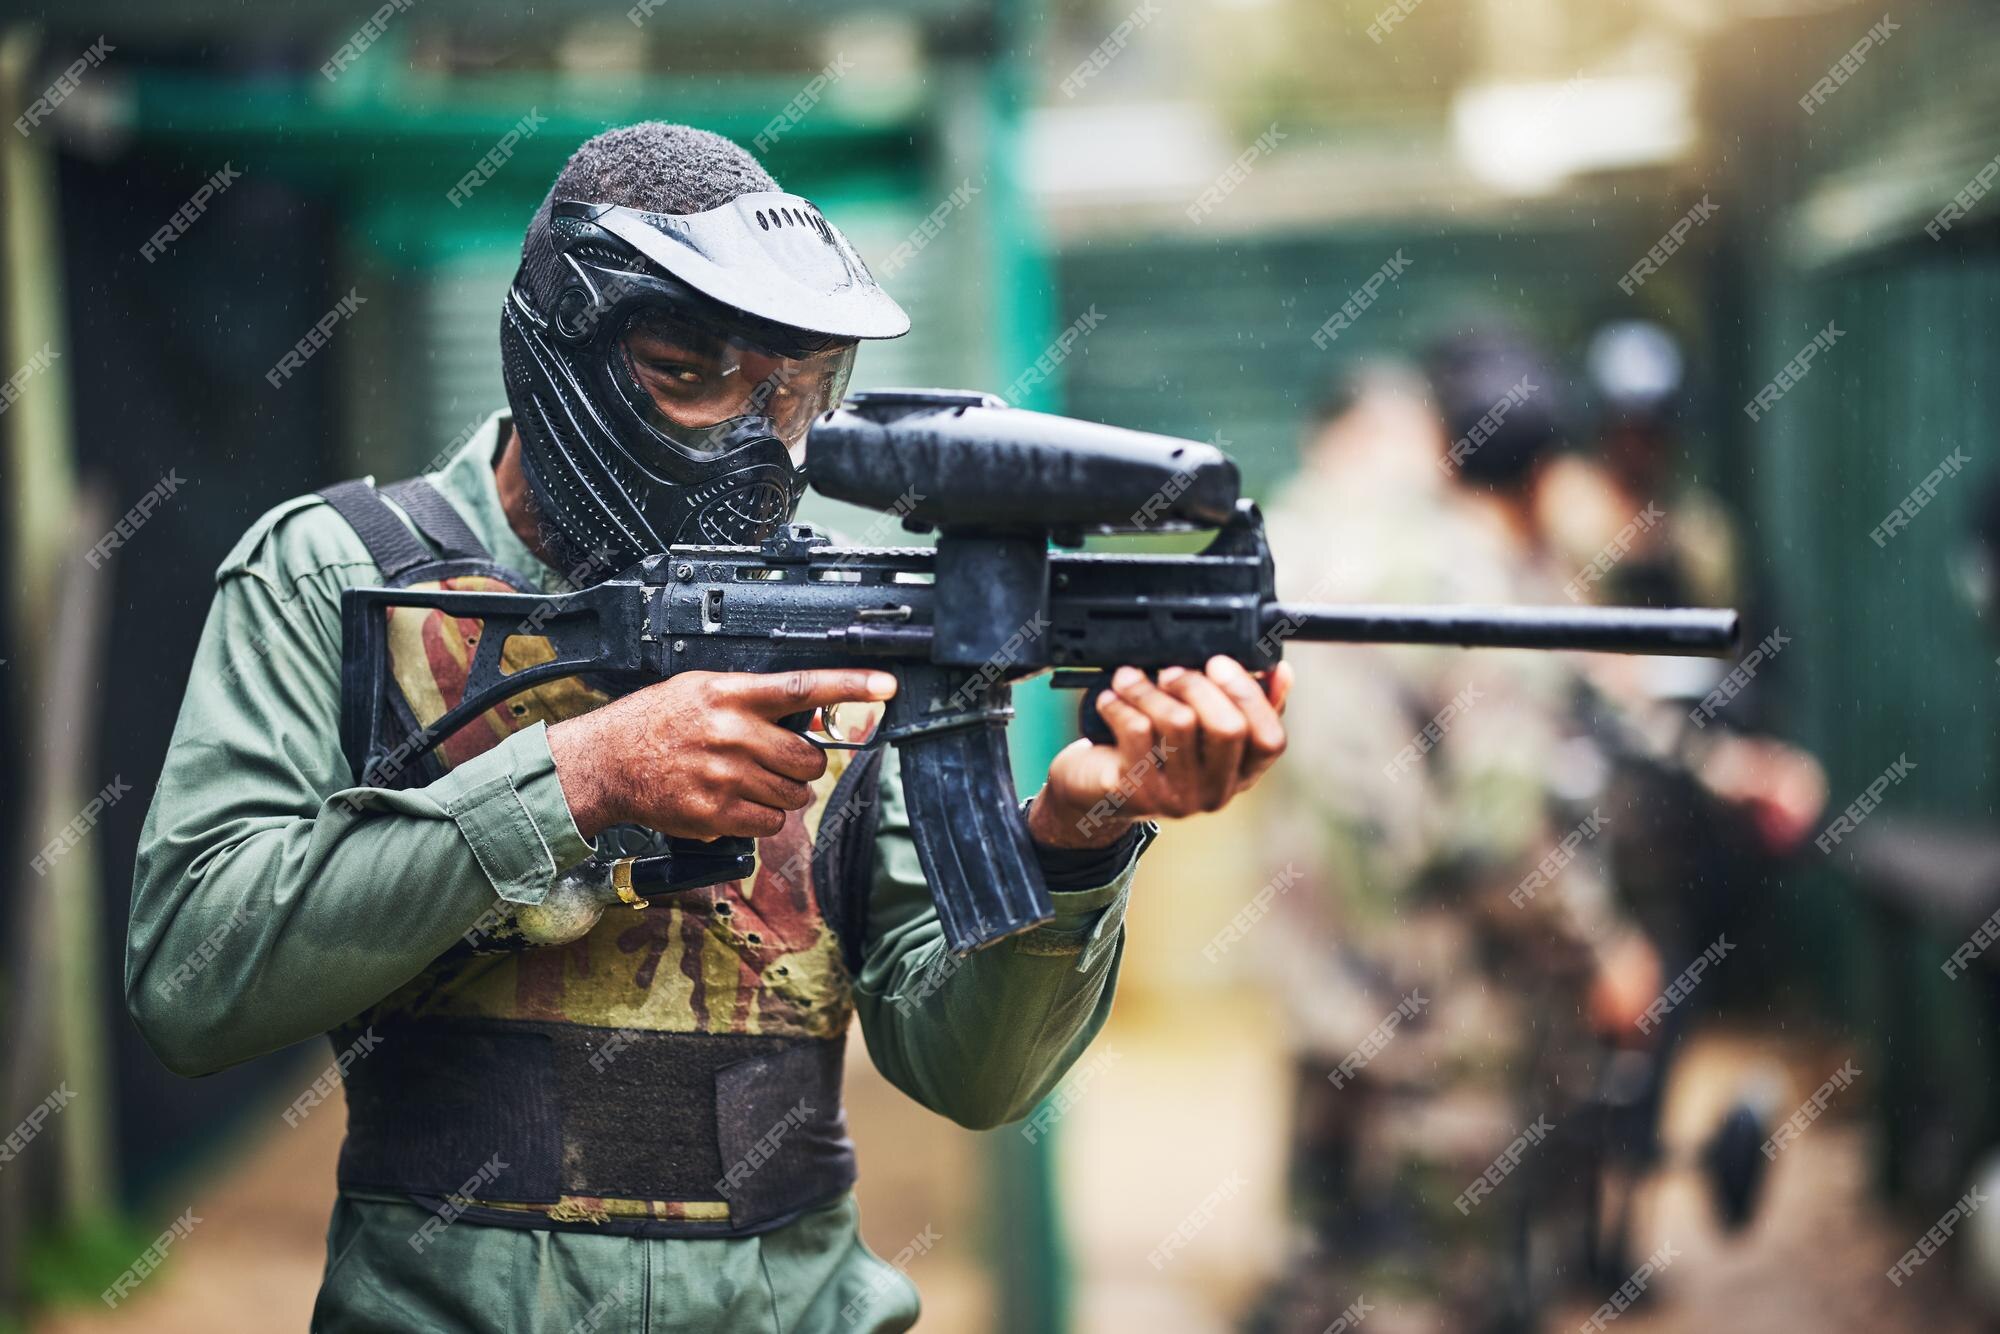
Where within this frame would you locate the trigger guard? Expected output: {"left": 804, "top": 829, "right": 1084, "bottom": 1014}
{"left": 799, "top": 702, "right": 890, "bottom": 752}
{"left": 805, "top": 732, "right": 876, "bottom": 752}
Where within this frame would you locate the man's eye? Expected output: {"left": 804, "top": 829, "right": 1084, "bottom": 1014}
{"left": 647, "top": 363, "right": 705, "bottom": 386}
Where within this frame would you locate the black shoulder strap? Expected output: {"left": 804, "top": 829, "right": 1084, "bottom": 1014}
{"left": 382, "top": 478, "right": 491, "bottom": 561}
{"left": 811, "top": 745, "right": 887, "bottom": 978}
{"left": 316, "top": 479, "right": 432, "bottom": 579}
{"left": 316, "top": 476, "right": 493, "bottom": 579}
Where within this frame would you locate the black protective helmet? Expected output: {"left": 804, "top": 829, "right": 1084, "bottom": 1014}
{"left": 1423, "top": 324, "right": 1568, "bottom": 488}
{"left": 500, "top": 190, "right": 909, "bottom": 578}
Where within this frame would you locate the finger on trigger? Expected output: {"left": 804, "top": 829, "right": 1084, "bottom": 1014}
{"left": 1207, "top": 655, "right": 1285, "bottom": 753}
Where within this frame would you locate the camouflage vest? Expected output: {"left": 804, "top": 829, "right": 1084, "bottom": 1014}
{"left": 315, "top": 477, "right": 875, "bottom": 1239}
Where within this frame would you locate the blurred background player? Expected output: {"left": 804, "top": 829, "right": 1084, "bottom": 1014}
{"left": 1537, "top": 318, "right": 1739, "bottom": 613}
{"left": 1248, "top": 329, "right": 1663, "bottom": 1334}
{"left": 1541, "top": 318, "right": 1825, "bottom": 1004}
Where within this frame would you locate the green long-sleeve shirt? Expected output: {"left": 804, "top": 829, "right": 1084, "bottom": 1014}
{"left": 125, "top": 413, "right": 1144, "bottom": 1332}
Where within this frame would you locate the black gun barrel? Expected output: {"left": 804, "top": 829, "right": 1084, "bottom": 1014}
{"left": 1264, "top": 603, "right": 1740, "bottom": 656}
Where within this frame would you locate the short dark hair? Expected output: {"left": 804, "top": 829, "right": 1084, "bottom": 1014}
{"left": 546, "top": 122, "right": 778, "bottom": 214}
{"left": 1422, "top": 326, "right": 1568, "bottom": 489}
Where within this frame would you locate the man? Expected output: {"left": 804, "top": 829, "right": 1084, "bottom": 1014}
{"left": 1538, "top": 317, "right": 1740, "bottom": 612}
{"left": 1544, "top": 317, "right": 1823, "bottom": 863}
{"left": 1251, "top": 341, "right": 1656, "bottom": 1334}
{"left": 125, "top": 123, "right": 1290, "bottom": 1332}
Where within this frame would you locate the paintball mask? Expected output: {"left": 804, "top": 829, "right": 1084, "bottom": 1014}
{"left": 500, "top": 193, "right": 909, "bottom": 578}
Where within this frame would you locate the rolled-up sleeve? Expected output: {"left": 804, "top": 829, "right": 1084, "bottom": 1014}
{"left": 424, "top": 729, "right": 593, "bottom": 903}
{"left": 126, "top": 508, "right": 592, "bottom": 1078}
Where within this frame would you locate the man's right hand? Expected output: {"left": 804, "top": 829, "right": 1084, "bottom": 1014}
{"left": 547, "top": 669, "right": 899, "bottom": 842}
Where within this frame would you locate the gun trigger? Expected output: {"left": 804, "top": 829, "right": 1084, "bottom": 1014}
{"left": 799, "top": 703, "right": 882, "bottom": 751}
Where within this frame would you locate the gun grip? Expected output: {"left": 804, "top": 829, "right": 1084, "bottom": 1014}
{"left": 1060, "top": 669, "right": 1146, "bottom": 747}
{"left": 887, "top": 672, "right": 1054, "bottom": 954}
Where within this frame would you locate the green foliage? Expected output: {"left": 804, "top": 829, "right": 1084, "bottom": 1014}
{"left": 22, "top": 1214, "right": 159, "bottom": 1314}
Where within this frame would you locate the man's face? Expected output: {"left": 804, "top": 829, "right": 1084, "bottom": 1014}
{"left": 618, "top": 310, "right": 854, "bottom": 462}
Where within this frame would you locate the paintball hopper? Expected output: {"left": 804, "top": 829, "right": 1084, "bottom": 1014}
{"left": 809, "top": 389, "right": 1240, "bottom": 534}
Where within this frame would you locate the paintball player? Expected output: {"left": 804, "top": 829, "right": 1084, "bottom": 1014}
{"left": 1249, "top": 337, "right": 1662, "bottom": 1334}
{"left": 125, "top": 123, "right": 1291, "bottom": 1332}
{"left": 1537, "top": 318, "right": 1740, "bottom": 612}
{"left": 1543, "top": 319, "right": 1825, "bottom": 896}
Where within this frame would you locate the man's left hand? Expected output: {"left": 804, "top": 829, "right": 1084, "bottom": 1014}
{"left": 1026, "top": 657, "right": 1293, "bottom": 850}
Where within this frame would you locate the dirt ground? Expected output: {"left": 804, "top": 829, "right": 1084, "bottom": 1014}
{"left": 1057, "top": 1005, "right": 1991, "bottom": 1334}
{"left": 1549, "top": 1033, "right": 1985, "bottom": 1334}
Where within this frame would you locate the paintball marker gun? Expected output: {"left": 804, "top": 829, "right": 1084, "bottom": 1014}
{"left": 340, "top": 389, "right": 1738, "bottom": 954}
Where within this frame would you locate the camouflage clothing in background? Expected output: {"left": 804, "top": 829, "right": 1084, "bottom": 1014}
{"left": 1249, "top": 441, "right": 1632, "bottom": 1334}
